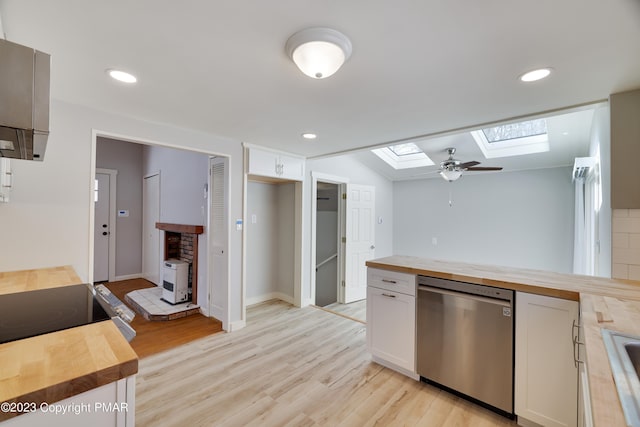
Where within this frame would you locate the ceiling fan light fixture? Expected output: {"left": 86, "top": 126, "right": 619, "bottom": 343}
{"left": 285, "top": 27, "right": 352, "bottom": 79}
{"left": 439, "top": 169, "right": 463, "bottom": 182}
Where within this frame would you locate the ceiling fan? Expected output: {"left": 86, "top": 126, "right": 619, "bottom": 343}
{"left": 437, "top": 147, "right": 503, "bottom": 181}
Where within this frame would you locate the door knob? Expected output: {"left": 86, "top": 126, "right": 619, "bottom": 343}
{"left": 370, "top": 245, "right": 375, "bottom": 250}
{"left": 102, "top": 231, "right": 108, "bottom": 236}
{"left": 102, "top": 224, "right": 108, "bottom": 228}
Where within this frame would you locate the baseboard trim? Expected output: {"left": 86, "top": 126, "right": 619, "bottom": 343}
{"left": 113, "top": 273, "right": 144, "bottom": 282}
{"left": 228, "top": 319, "right": 246, "bottom": 332}
{"left": 246, "top": 292, "right": 294, "bottom": 306}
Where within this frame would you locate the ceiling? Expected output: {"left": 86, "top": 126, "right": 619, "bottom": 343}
{"left": 352, "top": 106, "right": 599, "bottom": 181}
{"left": 1, "top": 1, "right": 639, "bottom": 160}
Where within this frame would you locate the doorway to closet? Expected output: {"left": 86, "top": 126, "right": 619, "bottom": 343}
{"left": 311, "top": 174, "right": 375, "bottom": 323}
{"left": 315, "top": 182, "right": 339, "bottom": 307}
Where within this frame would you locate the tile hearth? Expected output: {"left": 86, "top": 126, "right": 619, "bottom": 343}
{"left": 125, "top": 287, "right": 200, "bottom": 321}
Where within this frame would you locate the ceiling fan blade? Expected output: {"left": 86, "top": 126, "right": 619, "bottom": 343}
{"left": 411, "top": 170, "right": 441, "bottom": 177}
{"left": 466, "top": 166, "right": 503, "bottom": 171}
{"left": 458, "top": 161, "right": 480, "bottom": 169}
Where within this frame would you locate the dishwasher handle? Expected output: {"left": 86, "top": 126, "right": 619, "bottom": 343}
{"left": 418, "top": 285, "right": 512, "bottom": 308}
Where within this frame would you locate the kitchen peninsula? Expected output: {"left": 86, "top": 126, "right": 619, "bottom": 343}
{"left": 0, "top": 266, "right": 138, "bottom": 426}
{"left": 367, "top": 255, "right": 640, "bottom": 427}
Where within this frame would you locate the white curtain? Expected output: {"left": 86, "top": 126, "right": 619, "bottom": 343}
{"left": 573, "top": 177, "right": 587, "bottom": 274}
{"left": 573, "top": 167, "right": 599, "bottom": 276}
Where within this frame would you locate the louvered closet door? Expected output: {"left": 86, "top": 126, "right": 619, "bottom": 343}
{"left": 209, "top": 157, "right": 228, "bottom": 321}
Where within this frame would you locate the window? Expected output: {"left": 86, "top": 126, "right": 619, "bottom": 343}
{"left": 371, "top": 142, "right": 434, "bottom": 169}
{"left": 471, "top": 119, "right": 549, "bottom": 158}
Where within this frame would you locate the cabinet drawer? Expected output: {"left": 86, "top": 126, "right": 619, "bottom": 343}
{"left": 367, "top": 268, "right": 415, "bottom": 296}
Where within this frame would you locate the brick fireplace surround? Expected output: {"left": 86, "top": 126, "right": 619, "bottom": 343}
{"left": 155, "top": 223, "right": 205, "bottom": 303}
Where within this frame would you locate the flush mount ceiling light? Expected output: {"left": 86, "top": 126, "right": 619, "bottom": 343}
{"left": 519, "top": 68, "right": 552, "bottom": 82}
{"left": 107, "top": 69, "right": 137, "bottom": 83}
{"left": 285, "top": 27, "right": 352, "bottom": 79}
{"left": 302, "top": 133, "right": 317, "bottom": 140}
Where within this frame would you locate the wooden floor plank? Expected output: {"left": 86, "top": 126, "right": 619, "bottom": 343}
{"left": 136, "top": 300, "right": 518, "bottom": 427}
{"left": 103, "top": 278, "right": 223, "bottom": 358}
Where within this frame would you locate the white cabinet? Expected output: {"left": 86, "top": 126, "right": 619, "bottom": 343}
{"left": 366, "top": 268, "right": 417, "bottom": 379}
{"left": 577, "top": 318, "right": 593, "bottom": 427}
{"left": 2, "top": 376, "right": 135, "bottom": 427}
{"left": 0, "top": 158, "right": 12, "bottom": 202}
{"left": 515, "top": 292, "right": 579, "bottom": 427}
{"left": 246, "top": 146, "right": 304, "bottom": 181}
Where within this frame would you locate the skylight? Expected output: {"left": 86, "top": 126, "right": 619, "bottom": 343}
{"left": 387, "top": 143, "right": 423, "bottom": 156}
{"left": 482, "top": 119, "right": 548, "bottom": 143}
{"left": 471, "top": 119, "right": 550, "bottom": 159}
{"left": 371, "top": 142, "right": 434, "bottom": 169}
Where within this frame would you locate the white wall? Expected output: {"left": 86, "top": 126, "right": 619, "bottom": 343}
{"left": 246, "top": 181, "right": 295, "bottom": 304}
{"left": 393, "top": 167, "right": 575, "bottom": 273}
{"left": 142, "top": 145, "right": 209, "bottom": 225}
{"left": 303, "top": 155, "right": 394, "bottom": 304}
{"left": 96, "top": 137, "right": 143, "bottom": 278}
{"left": 0, "top": 99, "right": 243, "bottom": 329}
{"left": 276, "top": 183, "right": 295, "bottom": 298}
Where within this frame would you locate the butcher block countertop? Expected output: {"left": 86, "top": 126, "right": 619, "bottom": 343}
{"left": 367, "top": 255, "right": 640, "bottom": 427}
{"left": 580, "top": 295, "right": 640, "bottom": 427}
{"left": 366, "top": 255, "right": 640, "bottom": 301}
{"left": 0, "top": 266, "right": 138, "bottom": 421}
{"left": 0, "top": 265, "right": 82, "bottom": 296}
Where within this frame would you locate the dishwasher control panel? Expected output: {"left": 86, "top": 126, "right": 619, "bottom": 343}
{"left": 417, "top": 275, "right": 513, "bottom": 302}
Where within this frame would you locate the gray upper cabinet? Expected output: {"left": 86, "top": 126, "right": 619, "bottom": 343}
{"left": 611, "top": 88, "right": 640, "bottom": 208}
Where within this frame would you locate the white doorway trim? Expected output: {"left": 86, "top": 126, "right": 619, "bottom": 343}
{"left": 95, "top": 168, "right": 117, "bottom": 282}
{"left": 142, "top": 172, "right": 161, "bottom": 286}
{"left": 310, "top": 171, "right": 349, "bottom": 306}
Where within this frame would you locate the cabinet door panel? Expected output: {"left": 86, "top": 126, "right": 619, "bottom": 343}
{"left": 247, "top": 148, "right": 278, "bottom": 177}
{"left": 0, "top": 158, "right": 11, "bottom": 203}
{"left": 515, "top": 292, "right": 578, "bottom": 427}
{"left": 366, "top": 286, "right": 415, "bottom": 372}
{"left": 278, "top": 153, "right": 305, "bottom": 181}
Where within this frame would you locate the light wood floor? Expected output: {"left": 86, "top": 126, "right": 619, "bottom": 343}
{"left": 136, "top": 300, "right": 517, "bottom": 426}
{"left": 321, "top": 299, "right": 367, "bottom": 323}
{"left": 104, "top": 279, "right": 223, "bottom": 358}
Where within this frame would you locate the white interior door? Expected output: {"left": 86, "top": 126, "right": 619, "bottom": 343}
{"left": 143, "top": 173, "right": 161, "bottom": 285}
{"left": 94, "top": 173, "right": 110, "bottom": 282}
{"left": 344, "top": 184, "right": 375, "bottom": 303}
{"left": 209, "top": 157, "right": 229, "bottom": 321}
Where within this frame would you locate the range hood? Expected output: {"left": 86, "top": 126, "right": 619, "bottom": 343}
{"left": 0, "top": 39, "right": 50, "bottom": 161}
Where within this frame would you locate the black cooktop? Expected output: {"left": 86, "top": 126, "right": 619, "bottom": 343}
{"left": 0, "top": 284, "right": 111, "bottom": 344}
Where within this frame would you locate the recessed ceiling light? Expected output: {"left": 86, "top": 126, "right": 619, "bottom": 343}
{"left": 302, "top": 133, "right": 317, "bottom": 140}
{"left": 519, "top": 68, "right": 552, "bottom": 82}
{"left": 107, "top": 69, "right": 137, "bottom": 83}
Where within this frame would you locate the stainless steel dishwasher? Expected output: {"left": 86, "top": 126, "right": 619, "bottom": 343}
{"left": 417, "top": 275, "right": 515, "bottom": 418}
